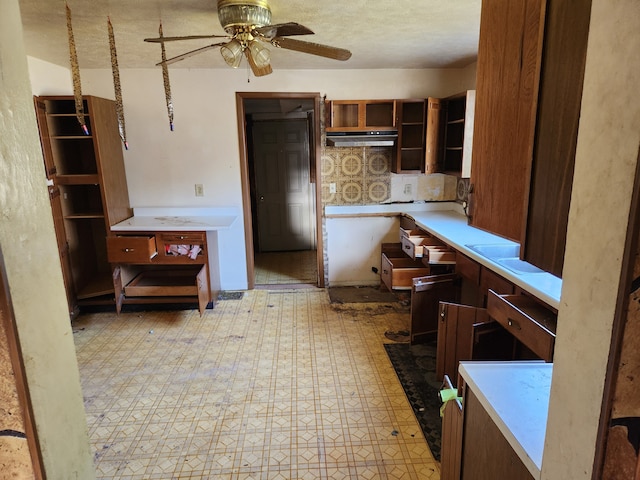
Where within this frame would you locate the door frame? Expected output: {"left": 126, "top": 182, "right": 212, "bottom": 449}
{"left": 235, "top": 91, "right": 324, "bottom": 289}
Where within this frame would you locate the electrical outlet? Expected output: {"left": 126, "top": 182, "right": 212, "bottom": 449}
{"left": 195, "top": 184, "right": 204, "bottom": 197}
{"left": 329, "top": 183, "right": 337, "bottom": 194}
{"left": 404, "top": 183, "right": 412, "bottom": 195}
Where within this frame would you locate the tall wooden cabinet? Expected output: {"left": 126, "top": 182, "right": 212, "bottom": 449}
{"left": 34, "top": 95, "right": 132, "bottom": 317}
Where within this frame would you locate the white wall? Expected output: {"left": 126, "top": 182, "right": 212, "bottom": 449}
{"left": 27, "top": 57, "right": 72, "bottom": 94}
{"left": 2, "top": 3, "right": 95, "bottom": 478}
{"left": 541, "top": 0, "right": 640, "bottom": 477}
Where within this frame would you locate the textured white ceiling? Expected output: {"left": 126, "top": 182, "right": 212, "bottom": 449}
{"left": 18, "top": 0, "right": 481, "bottom": 70}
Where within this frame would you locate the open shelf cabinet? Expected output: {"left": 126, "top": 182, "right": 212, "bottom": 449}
{"left": 35, "top": 95, "right": 132, "bottom": 316}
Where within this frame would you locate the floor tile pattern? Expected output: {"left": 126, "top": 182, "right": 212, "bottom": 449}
{"left": 73, "top": 289, "right": 440, "bottom": 479}
{"left": 255, "top": 250, "right": 317, "bottom": 285}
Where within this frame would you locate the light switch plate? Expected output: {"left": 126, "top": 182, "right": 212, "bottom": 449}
{"left": 195, "top": 184, "right": 204, "bottom": 197}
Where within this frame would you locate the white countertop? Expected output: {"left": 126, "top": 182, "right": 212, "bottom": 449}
{"left": 110, "top": 207, "right": 238, "bottom": 232}
{"left": 459, "top": 361, "right": 552, "bottom": 479}
{"left": 324, "top": 203, "right": 562, "bottom": 309}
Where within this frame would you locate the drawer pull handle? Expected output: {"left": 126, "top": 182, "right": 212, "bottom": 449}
{"left": 507, "top": 318, "right": 521, "bottom": 330}
{"left": 123, "top": 248, "right": 135, "bottom": 253}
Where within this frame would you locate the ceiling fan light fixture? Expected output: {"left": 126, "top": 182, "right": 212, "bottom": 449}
{"left": 248, "top": 40, "right": 271, "bottom": 68}
{"left": 220, "top": 39, "right": 243, "bottom": 68}
{"left": 217, "top": 0, "right": 271, "bottom": 33}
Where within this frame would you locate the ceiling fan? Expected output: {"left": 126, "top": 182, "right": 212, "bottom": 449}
{"left": 144, "top": 0, "right": 352, "bottom": 76}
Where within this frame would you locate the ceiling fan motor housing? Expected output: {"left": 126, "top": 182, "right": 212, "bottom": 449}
{"left": 217, "top": 0, "right": 272, "bottom": 33}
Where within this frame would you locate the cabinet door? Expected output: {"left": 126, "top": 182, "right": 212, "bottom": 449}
{"left": 437, "top": 302, "right": 518, "bottom": 382}
{"left": 523, "top": 0, "right": 592, "bottom": 277}
{"left": 48, "top": 186, "right": 77, "bottom": 316}
{"left": 425, "top": 97, "right": 442, "bottom": 174}
{"left": 410, "top": 273, "right": 458, "bottom": 344}
{"left": 469, "top": 0, "right": 545, "bottom": 241}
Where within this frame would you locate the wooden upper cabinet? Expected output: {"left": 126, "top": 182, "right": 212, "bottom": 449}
{"left": 325, "top": 100, "right": 396, "bottom": 132}
{"left": 522, "top": 0, "right": 592, "bottom": 277}
{"left": 393, "top": 99, "right": 427, "bottom": 173}
{"left": 469, "top": 0, "right": 545, "bottom": 241}
{"left": 440, "top": 91, "right": 476, "bottom": 177}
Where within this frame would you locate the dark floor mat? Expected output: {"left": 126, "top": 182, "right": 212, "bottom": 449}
{"left": 218, "top": 291, "right": 244, "bottom": 300}
{"left": 384, "top": 341, "right": 443, "bottom": 461}
{"left": 328, "top": 286, "right": 401, "bottom": 304}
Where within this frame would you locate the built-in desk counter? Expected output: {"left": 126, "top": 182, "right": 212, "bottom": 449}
{"left": 109, "top": 208, "right": 239, "bottom": 314}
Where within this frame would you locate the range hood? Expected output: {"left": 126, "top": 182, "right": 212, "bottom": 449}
{"left": 326, "top": 130, "right": 398, "bottom": 147}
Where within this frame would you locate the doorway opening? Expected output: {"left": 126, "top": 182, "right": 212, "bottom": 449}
{"left": 236, "top": 92, "right": 324, "bottom": 289}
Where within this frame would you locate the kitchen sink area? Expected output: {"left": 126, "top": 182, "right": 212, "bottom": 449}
{"left": 466, "top": 243, "right": 545, "bottom": 275}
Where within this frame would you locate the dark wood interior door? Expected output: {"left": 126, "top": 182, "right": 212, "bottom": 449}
{"left": 252, "top": 120, "right": 315, "bottom": 252}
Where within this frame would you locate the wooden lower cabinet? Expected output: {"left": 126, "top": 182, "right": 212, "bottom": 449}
{"left": 409, "top": 273, "right": 458, "bottom": 344}
{"left": 461, "top": 389, "right": 535, "bottom": 480}
{"left": 436, "top": 302, "right": 516, "bottom": 382}
{"left": 108, "top": 231, "right": 211, "bottom": 315}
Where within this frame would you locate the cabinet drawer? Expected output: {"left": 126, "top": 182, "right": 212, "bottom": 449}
{"left": 124, "top": 265, "right": 205, "bottom": 297}
{"left": 486, "top": 290, "right": 557, "bottom": 361}
{"left": 381, "top": 253, "right": 431, "bottom": 291}
{"left": 401, "top": 234, "right": 442, "bottom": 259}
{"left": 107, "top": 235, "right": 157, "bottom": 263}
{"left": 157, "top": 232, "right": 206, "bottom": 244}
{"left": 156, "top": 232, "right": 207, "bottom": 262}
{"left": 422, "top": 246, "right": 456, "bottom": 265}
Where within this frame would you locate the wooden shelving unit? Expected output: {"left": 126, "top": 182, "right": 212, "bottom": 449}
{"left": 35, "top": 95, "right": 132, "bottom": 315}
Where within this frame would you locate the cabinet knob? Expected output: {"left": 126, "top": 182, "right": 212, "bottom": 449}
{"left": 507, "top": 318, "right": 521, "bottom": 330}
{"left": 123, "top": 248, "right": 135, "bottom": 253}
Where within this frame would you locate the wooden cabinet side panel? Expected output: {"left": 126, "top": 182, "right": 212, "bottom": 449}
{"left": 461, "top": 390, "right": 535, "bottom": 480}
{"left": 470, "top": 0, "right": 545, "bottom": 241}
{"left": 86, "top": 96, "right": 132, "bottom": 228}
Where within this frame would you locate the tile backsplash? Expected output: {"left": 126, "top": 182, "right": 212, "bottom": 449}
{"left": 321, "top": 145, "right": 458, "bottom": 205}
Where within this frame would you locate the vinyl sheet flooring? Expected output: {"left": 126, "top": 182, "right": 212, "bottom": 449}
{"left": 73, "top": 288, "right": 440, "bottom": 479}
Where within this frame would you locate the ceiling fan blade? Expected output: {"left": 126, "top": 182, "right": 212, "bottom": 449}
{"left": 271, "top": 37, "right": 352, "bottom": 61}
{"left": 244, "top": 49, "right": 272, "bottom": 77}
{"left": 145, "top": 34, "right": 228, "bottom": 43}
{"left": 254, "top": 22, "right": 314, "bottom": 39}
{"left": 155, "top": 42, "right": 227, "bottom": 66}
